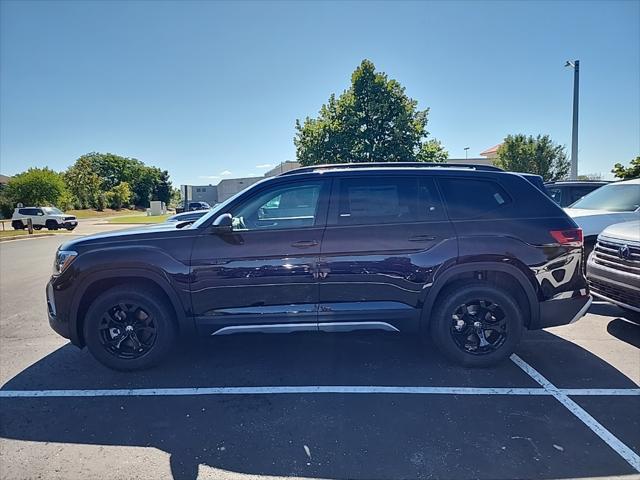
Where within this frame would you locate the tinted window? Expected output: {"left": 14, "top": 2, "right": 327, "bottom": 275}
{"left": 335, "top": 176, "right": 444, "bottom": 225}
{"left": 570, "top": 186, "right": 598, "bottom": 204}
{"left": 547, "top": 187, "right": 562, "bottom": 205}
{"left": 18, "top": 208, "right": 40, "bottom": 215}
{"left": 439, "top": 178, "right": 511, "bottom": 220}
{"left": 232, "top": 181, "right": 324, "bottom": 230}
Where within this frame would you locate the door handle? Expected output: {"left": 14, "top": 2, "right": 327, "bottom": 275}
{"left": 408, "top": 235, "right": 436, "bottom": 242}
{"left": 291, "top": 240, "right": 319, "bottom": 248}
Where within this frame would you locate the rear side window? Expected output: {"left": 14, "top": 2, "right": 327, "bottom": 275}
{"left": 439, "top": 178, "right": 511, "bottom": 220}
{"left": 547, "top": 187, "right": 562, "bottom": 205}
{"left": 18, "top": 208, "right": 40, "bottom": 215}
{"left": 335, "top": 176, "right": 445, "bottom": 225}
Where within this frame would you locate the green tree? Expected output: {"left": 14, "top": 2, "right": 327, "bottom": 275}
{"left": 5, "top": 168, "right": 68, "bottom": 207}
{"left": 107, "top": 181, "right": 133, "bottom": 209}
{"left": 495, "top": 134, "right": 570, "bottom": 181}
{"left": 294, "top": 59, "right": 447, "bottom": 166}
{"left": 66, "top": 152, "right": 173, "bottom": 208}
{"left": 612, "top": 156, "right": 640, "bottom": 180}
{"left": 64, "top": 156, "right": 102, "bottom": 208}
{"left": 152, "top": 169, "right": 172, "bottom": 204}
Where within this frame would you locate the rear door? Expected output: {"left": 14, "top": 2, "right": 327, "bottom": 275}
{"left": 317, "top": 174, "right": 457, "bottom": 333}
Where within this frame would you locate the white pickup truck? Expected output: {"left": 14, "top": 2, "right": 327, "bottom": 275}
{"left": 11, "top": 207, "right": 78, "bottom": 231}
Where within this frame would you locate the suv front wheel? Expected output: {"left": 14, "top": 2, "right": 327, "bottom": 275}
{"left": 430, "top": 282, "right": 523, "bottom": 367}
{"left": 83, "top": 284, "right": 177, "bottom": 370}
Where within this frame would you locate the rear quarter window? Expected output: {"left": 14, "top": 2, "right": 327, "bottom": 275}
{"left": 438, "top": 178, "right": 512, "bottom": 220}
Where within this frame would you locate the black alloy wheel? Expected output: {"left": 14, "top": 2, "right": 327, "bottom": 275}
{"left": 450, "top": 300, "right": 507, "bottom": 355}
{"left": 98, "top": 303, "right": 158, "bottom": 359}
{"left": 430, "top": 282, "right": 523, "bottom": 367}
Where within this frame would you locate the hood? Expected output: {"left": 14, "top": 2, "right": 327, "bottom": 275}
{"left": 564, "top": 208, "right": 618, "bottom": 218}
{"left": 600, "top": 220, "right": 640, "bottom": 244}
{"left": 59, "top": 222, "right": 191, "bottom": 251}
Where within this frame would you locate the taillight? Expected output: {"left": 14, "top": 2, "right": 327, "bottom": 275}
{"left": 550, "top": 228, "right": 583, "bottom": 247}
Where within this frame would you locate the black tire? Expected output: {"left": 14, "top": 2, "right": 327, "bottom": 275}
{"left": 430, "top": 282, "right": 523, "bottom": 367}
{"left": 11, "top": 220, "right": 24, "bottom": 230}
{"left": 45, "top": 220, "right": 59, "bottom": 230}
{"left": 83, "top": 284, "right": 177, "bottom": 371}
{"left": 65, "top": 225, "right": 76, "bottom": 231}
{"left": 33, "top": 225, "right": 43, "bottom": 230}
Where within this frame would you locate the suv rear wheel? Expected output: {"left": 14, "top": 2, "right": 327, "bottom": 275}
{"left": 430, "top": 282, "right": 523, "bottom": 367}
{"left": 11, "top": 220, "right": 24, "bottom": 230}
{"left": 83, "top": 284, "right": 177, "bottom": 370}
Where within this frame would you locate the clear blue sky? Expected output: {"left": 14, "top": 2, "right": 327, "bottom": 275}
{"left": 1, "top": 0, "right": 638, "bottom": 187}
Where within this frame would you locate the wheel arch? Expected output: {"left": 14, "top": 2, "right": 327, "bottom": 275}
{"left": 70, "top": 269, "right": 191, "bottom": 347}
{"left": 421, "top": 262, "right": 539, "bottom": 330}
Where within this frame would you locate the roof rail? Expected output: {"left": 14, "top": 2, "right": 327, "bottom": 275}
{"left": 280, "top": 162, "right": 503, "bottom": 175}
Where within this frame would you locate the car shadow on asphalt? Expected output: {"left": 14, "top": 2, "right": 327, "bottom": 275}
{"left": 1, "top": 331, "right": 638, "bottom": 480}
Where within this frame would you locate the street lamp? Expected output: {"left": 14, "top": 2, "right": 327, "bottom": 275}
{"left": 464, "top": 147, "right": 469, "bottom": 160}
{"left": 565, "top": 60, "right": 580, "bottom": 180}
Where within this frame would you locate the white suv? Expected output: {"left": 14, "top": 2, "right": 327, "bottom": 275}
{"left": 11, "top": 207, "right": 78, "bottom": 231}
{"left": 565, "top": 178, "right": 640, "bottom": 258}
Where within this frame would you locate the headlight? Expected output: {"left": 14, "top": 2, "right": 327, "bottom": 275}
{"left": 53, "top": 250, "right": 77, "bottom": 275}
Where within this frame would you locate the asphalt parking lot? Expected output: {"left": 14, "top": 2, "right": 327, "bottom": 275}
{"left": 0, "top": 234, "right": 639, "bottom": 480}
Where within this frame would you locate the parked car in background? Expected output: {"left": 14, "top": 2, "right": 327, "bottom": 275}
{"left": 46, "top": 163, "right": 590, "bottom": 371}
{"left": 587, "top": 220, "right": 639, "bottom": 319}
{"left": 565, "top": 179, "right": 640, "bottom": 259}
{"left": 545, "top": 180, "right": 609, "bottom": 207}
{"left": 11, "top": 207, "right": 77, "bottom": 231}
{"left": 165, "top": 210, "right": 208, "bottom": 223}
{"left": 187, "top": 201, "right": 211, "bottom": 211}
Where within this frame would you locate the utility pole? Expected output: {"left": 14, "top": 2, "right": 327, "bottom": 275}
{"left": 565, "top": 60, "right": 580, "bottom": 180}
{"left": 464, "top": 147, "right": 469, "bottom": 160}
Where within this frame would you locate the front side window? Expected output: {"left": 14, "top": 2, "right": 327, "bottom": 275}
{"left": 570, "top": 183, "right": 640, "bottom": 211}
{"left": 231, "top": 181, "right": 324, "bottom": 231}
{"left": 439, "top": 178, "right": 511, "bottom": 220}
{"left": 335, "top": 176, "right": 444, "bottom": 225}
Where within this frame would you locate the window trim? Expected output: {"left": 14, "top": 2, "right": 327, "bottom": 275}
{"left": 224, "top": 178, "right": 332, "bottom": 232}
{"left": 326, "top": 174, "right": 445, "bottom": 227}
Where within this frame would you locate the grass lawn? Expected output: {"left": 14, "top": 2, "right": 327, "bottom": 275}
{"left": 107, "top": 214, "right": 170, "bottom": 224}
{"left": 66, "top": 208, "right": 144, "bottom": 219}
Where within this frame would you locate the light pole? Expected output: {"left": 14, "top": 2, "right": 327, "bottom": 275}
{"left": 464, "top": 147, "right": 469, "bottom": 160}
{"left": 565, "top": 60, "right": 580, "bottom": 180}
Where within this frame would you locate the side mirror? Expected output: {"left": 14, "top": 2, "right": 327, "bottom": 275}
{"left": 211, "top": 213, "right": 233, "bottom": 232}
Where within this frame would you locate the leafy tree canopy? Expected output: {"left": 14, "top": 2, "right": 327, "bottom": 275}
{"left": 495, "top": 134, "right": 570, "bottom": 181}
{"left": 65, "top": 152, "right": 173, "bottom": 208}
{"left": 295, "top": 60, "right": 447, "bottom": 166}
{"left": 612, "top": 156, "right": 640, "bottom": 180}
{"left": 4, "top": 168, "right": 67, "bottom": 207}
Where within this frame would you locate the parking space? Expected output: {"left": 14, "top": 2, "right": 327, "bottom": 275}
{"left": 1, "top": 235, "right": 639, "bottom": 479}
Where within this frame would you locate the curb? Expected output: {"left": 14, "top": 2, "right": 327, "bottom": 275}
{"left": 0, "top": 233, "right": 68, "bottom": 243}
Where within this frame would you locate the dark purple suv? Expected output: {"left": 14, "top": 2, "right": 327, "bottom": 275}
{"left": 47, "top": 163, "right": 591, "bottom": 370}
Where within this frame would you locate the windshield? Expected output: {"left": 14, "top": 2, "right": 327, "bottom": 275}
{"left": 569, "top": 183, "right": 640, "bottom": 211}
{"left": 42, "top": 207, "right": 64, "bottom": 215}
{"left": 190, "top": 179, "right": 270, "bottom": 229}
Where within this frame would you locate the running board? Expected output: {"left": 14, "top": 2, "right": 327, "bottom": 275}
{"left": 212, "top": 321, "right": 400, "bottom": 336}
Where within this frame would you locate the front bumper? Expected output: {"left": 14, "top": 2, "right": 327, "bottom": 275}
{"left": 46, "top": 279, "right": 72, "bottom": 339}
{"left": 62, "top": 220, "right": 77, "bottom": 229}
{"left": 587, "top": 254, "right": 640, "bottom": 312}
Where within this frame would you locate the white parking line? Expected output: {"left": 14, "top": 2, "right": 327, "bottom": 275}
{"left": 511, "top": 354, "right": 640, "bottom": 473}
{"left": 0, "top": 385, "right": 638, "bottom": 398}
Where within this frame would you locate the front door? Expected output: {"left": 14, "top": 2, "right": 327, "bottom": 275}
{"left": 318, "top": 174, "right": 456, "bottom": 333}
{"left": 190, "top": 178, "right": 330, "bottom": 335}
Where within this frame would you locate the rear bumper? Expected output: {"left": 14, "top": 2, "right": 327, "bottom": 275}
{"left": 535, "top": 293, "right": 592, "bottom": 329}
